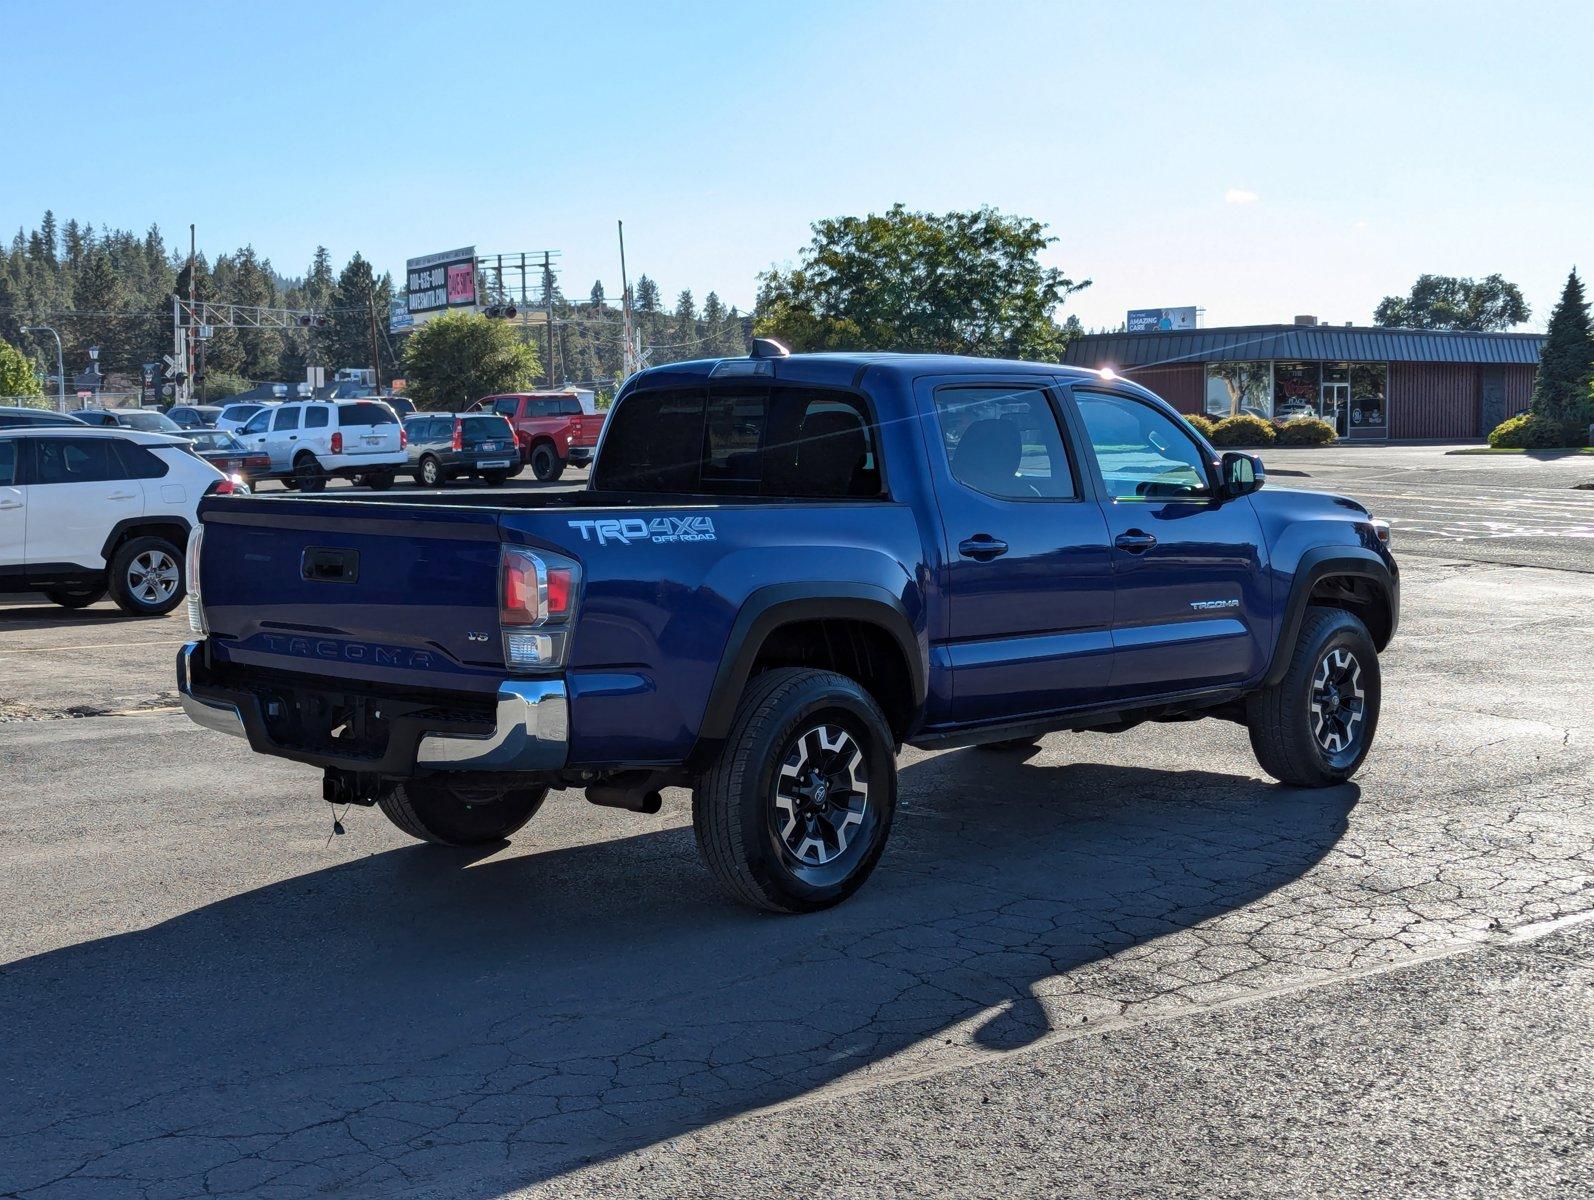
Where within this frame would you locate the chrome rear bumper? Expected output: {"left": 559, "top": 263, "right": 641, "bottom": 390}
{"left": 176, "top": 641, "right": 569, "bottom": 773}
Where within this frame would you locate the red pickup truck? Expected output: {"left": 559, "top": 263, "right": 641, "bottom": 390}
{"left": 475, "top": 392, "right": 605, "bottom": 481}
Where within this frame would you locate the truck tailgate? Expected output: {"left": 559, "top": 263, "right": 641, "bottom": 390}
{"left": 198, "top": 498, "right": 508, "bottom": 694}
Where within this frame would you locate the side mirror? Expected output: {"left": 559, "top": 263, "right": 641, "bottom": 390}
{"left": 1221, "top": 451, "right": 1265, "bottom": 499}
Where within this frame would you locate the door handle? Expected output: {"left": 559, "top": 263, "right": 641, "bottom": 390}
{"left": 0, "top": 498, "right": 21, "bottom": 510}
{"left": 108, "top": 492, "right": 137, "bottom": 501}
{"left": 958, "top": 535, "right": 1009, "bottom": 561}
{"left": 1114, "top": 530, "right": 1157, "bottom": 553}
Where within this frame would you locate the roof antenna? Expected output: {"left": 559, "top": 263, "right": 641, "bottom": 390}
{"left": 750, "top": 338, "right": 789, "bottom": 359}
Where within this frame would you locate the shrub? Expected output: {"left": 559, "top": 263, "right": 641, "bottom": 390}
{"left": 1182, "top": 413, "right": 1216, "bottom": 440}
{"left": 1210, "top": 413, "right": 1276, "bottom": 447}
{"left": 1274, "top": 416, "right": 1337, "bottom": 446}
{"left": 1488, "top": 411, "right": 1576, "bottom": 449}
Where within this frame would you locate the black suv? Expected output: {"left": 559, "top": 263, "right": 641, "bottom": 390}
{"left": 402, "top": 413, "right": 521, "bottom": 487}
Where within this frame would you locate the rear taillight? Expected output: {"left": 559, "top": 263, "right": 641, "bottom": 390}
{"left": 399, "top": 427, "right": 407, "bottom": 450}
{"left": 331, "top": 431, "right": 343, "bottom": 454}
{"left": 451, "top": 421, "right": 463, "bottom": 451}
{"left": 204, "top": 477, "right": 250, "bottom": 496}
{"left": 185, "top": 526, "right": 207, "bottom": 635}
{"left": 499, "top": 545, "right": 581, "bottom": 671}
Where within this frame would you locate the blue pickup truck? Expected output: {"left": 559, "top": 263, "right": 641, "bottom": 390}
{"left": 178, "top": 344, "right": 1397, "bottom": 912}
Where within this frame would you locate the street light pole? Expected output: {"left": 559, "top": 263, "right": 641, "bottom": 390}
{"left": 20, "top": 324, "right": 65, "bottom": 413}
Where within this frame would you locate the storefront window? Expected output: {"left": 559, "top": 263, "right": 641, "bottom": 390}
{"left": 1205, "top": 362, "right": 1272, "bottom": 418}
{"left": 1273, "top": 362, "right": 1319, "bottom": 420}
{"left": 1350, "top": 364, "right": 1387, "bottom": 429}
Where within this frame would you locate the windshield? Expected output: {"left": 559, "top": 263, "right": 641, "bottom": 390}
{"left": 119, "top": 410, "right": 182, "bottom": 433}
{"left": 187, "top": 430, "right": 245, "bottom": 452}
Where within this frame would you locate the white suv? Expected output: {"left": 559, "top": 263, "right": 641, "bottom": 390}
{"left": 233, "top": 399, "right": 406, "bottom": 491}
{"left": 0, "top": 427, "right": 232, "bottom": 616}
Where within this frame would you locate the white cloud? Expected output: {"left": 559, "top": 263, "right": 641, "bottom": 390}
{"left": 1224, "top": 187, "right": 1260, "bottom": 205}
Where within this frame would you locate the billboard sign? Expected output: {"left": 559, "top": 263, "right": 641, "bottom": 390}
{"left": 1127, "top": 306, "right": 1198, "bottom": 333}
{"left": 406, "top": 246, "right": 477, "bottom": 318}
{"left": 389, "top": 296, "right": 414, "bottom": 335}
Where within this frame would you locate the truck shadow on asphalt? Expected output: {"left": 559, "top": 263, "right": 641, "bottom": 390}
{"left": 0, "top": 753, "right": 1356, "bottom": 1198}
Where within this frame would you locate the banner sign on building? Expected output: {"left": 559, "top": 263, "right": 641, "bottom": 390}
{"left": 1127, "top": 306, "right": 1198, "bottom": 333}
{"left": 389, "top": 296, "right": 414, "bottom": 335}
{"left": 405, "top": 246, "right": 478, "bottom": 318}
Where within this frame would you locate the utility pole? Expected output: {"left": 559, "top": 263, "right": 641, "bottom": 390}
{"left": 618, "top": 220, "right": 636, "bottom": 382}
{"left": 182, "top": 224, "right": 196, "bottom": 404}
{"left": 542, "top": 250, "right": 555, "bottom": 388}
{"left": 366, "top": 278, "right": 382, "bottom": 392}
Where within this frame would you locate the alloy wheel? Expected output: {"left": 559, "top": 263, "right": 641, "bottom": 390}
{"left": 128, "top": 549, "right": 180, "bottom": 606}
{"left": 772, "top": 722, "right": 870, "bottom": 867}
{"left": 1310, "top": 647, "right": 1366, "bottom": 755}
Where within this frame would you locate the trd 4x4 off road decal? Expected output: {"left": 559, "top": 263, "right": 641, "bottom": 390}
{"left": 567, "top": 515, "right": 717, "bottom": 546}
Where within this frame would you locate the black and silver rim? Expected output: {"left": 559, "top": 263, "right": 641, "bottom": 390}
{"left": 127, "top": 549, "right": 179, "bottom": 606}
{"left": 1310, "top": 647, "right": 1366, "bottom": 756}
{"left": 773, "top": 722, "right": 870, "bottom": 870}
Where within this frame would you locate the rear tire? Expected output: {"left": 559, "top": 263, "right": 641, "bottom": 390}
{"left": 108, "top": 536, "right": 185, "bottom": 616}
{"left": 693, "top": 667, "right": 897, "bottom": 913}
{"left": 1247, "top": 606, "right": 1381, "bottom": 787}
{"left": 377, "top": 779, "right": 549, "bottom": 846}
{"left": 529, "top": 444, "right": 564, "bottom": 482}
{"left": 417, "top": 455, "right": 444, "bottom": 488}
{"left": 44, "top": 584, "right": 107, "bottom": 609}
{"left": 293, "top": 453, "right": 327, "bottom": 493}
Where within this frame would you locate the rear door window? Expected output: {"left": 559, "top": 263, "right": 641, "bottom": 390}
{"left": 303, "top": 406, "right": 329, "bottom": 429}
{"left": 272, "top": 407, "right": 301, "bottom": 432}
{"left": 931, "top": 385, "right": 1076, "bottom": 500}
{"left": 33, "top": 437, "right": 122, "bottom": 484}
{"left": 0, "top": 440, "right": 16, "bottom": 485}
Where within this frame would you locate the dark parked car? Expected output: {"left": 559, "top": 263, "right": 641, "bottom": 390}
{"left": 402, "top": 412, "right": 520, "bottom": 486}
{"left": 0, "top": 406, "right": 87, "bottom": 429}
{"left": 167, "top": 405, "right": 223, "bottom": 430}
{"left": 184, "top": 428, "right": 270, "bottom": 483}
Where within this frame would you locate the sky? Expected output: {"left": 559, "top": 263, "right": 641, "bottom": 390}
{"left": 4, "top": 0, "right": 1590, "bottom": 333}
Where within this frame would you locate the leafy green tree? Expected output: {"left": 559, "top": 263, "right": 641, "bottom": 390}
{"left": 0, "top": 336, "right": 40, "bottom": 398}
{"left": 400, "top": 311, "right": 540, "bottom": 410}
{"left": 755, "top": 204, "right": 1090, "bottom": 359}
{"left": 1373, "top": 274, "right": 1530, "bottom": 331}
{"left": 1530, "top": 269, "right": 1593, "bottom": 433}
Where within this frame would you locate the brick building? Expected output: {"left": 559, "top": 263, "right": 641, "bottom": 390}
{"left": 1062, "top": 320, "right": 1544, "bottom": 441}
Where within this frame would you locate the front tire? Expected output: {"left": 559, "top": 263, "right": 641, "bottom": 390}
{"left": 377, "top": 779, "right": 549, "bottom": 846}
{"left": 44, "top": 584, "right": 107, "bottom": 609}
{"left": 363, "top": 470, "right": 395, "bottom": 491}
{"left": 693, "top": 667, "right": 897, "bottom": 913}
{"left": 108, "top": 536, "right": 185, "bottom": 616}
{"left": 1247, "top": 606, "right": 1381, "bottom": 787}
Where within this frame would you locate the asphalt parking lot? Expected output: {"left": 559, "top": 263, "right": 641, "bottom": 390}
{"left": 1, "top": 446, "right": 1590, "bottom": 1199}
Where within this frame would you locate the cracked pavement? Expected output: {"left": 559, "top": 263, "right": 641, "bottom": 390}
{"left": 1, "top": 449, "right": 1591, "bottom": 1198}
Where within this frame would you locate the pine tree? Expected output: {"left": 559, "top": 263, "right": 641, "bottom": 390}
{"left": 588, "top": 279, "right": 606, "bottom": 310}
{"left": 1532, "top": 269, "right": 1593, "bottom": 430}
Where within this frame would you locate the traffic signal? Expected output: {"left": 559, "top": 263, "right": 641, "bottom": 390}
{"left": 296, "top": 314, "right": 329, "bottom": 328}
{"left": 484, "top": 304, "right": 518, "bottom": 319}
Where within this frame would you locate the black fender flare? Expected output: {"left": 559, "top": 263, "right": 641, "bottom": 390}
{"left": 1265, "top": 546, "right": 1398, "bottom": 686}
{"left": 100, "top": 515, "right": 192, "bottom": 565}
{"left": 696, "top": 582, "right": 927, "bottom": 745}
